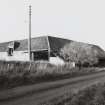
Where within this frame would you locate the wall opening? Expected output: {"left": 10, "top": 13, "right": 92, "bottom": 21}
{"left": 7, "top": 48, "right": 13, "bottom": 56}
{"left": 32, "top": 50, "right": 49, "bottom": 61}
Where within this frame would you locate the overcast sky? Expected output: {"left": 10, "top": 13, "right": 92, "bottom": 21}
{"left": 0, "top": 0, "right": 105, "bottom": 50}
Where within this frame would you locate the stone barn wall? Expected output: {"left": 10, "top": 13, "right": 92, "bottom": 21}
{"left": 0, "top": 51, "right": 29, "bottom": 61}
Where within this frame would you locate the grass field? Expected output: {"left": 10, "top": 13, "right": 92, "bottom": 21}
{"left": 0, "top": 60, "right": 104, "bottom": 90}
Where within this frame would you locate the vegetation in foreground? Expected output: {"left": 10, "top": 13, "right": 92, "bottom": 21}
{"left": 40, "top": 82, "right": 105, "bottom": 105}
{"left": 0, "top": 60, "right": 103, "bottom": 90}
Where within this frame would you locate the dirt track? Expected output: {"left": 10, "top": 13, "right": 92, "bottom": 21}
{"left": 1, "top": 71, "right": 105, "bottom": 105}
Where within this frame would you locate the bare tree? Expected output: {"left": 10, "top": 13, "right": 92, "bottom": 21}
{"left": 60, "top": 42, "right": 98, "bottom": 67}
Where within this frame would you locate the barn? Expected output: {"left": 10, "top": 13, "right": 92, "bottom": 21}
{"left": 0, "top": 36, "right": 71, "bottom": 65}
{"left": 0, "top": 35, "right": 105, "bottom": 67}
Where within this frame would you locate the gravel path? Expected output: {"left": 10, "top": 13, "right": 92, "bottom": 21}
{"left": 1, "top": 71, "right": 105, "bottom": 105}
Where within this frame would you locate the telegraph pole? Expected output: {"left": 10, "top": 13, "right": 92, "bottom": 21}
{"left": 28, "top": 5, "right": 31, "bottom": 61}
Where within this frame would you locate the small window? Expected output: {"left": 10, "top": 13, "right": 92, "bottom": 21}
{"left": 7, "top": 48, "right": 13, "bottom": 56}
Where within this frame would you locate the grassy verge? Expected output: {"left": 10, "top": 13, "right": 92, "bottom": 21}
{"left": 0, "top": 60, "right": 104, "bottom": 90}
{"left": 40, "top": 82, "right": 105, "bottom": 105}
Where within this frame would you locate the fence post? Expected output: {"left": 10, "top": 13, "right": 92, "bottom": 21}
{"left": 8, "top": 64, "right": 10, "bottom": 71}
{"left": 29, "top": 62, "right": 31, "bottom": 71}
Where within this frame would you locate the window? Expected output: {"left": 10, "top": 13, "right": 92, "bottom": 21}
{"left": 8, "top": 48, "right": 13, "bottom": 56}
